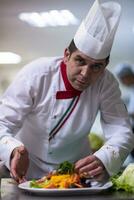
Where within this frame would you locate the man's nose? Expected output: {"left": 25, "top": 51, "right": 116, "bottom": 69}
{"left": 81, "top": 65, "right": 91, "bottom": 77}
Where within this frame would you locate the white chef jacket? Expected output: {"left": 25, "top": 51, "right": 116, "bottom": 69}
{"left": 0, "top": 56, "right": 134, "bottom": 179}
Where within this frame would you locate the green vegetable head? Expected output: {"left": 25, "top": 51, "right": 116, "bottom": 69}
{"left": 89, "top": 133, "right": 104, "bottom": 152}
{"left": 111, "top": 163, "right": 134, "bottom": 192}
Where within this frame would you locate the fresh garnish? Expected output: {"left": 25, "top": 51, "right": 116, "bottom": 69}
{"left": 30, "top": 179, "right": 43, "bottom": 188}
{"left": 57, "top": 161, "right": 75, "bottom": 174}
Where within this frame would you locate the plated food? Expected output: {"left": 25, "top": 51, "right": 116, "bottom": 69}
{"left": 30, "top": 161, "right": 91, "bottom": 189}
{"left": 18, "top": 161, "right": 112, "bottom": 194}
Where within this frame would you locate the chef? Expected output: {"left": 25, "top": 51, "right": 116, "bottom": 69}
{"left": 115, "top": 63, "right": 134, "bottom": 159}
{"left": 0, "top": 0, "right": 134, "bottom": 184}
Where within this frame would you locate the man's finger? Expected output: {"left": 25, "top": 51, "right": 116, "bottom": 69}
{"left": 10, "top": 169, "right": 27, "bottom": 183}
{"left": 76, "top": 160, "right": 99, "bottom": 173}
{"left": 75, "top": 155, "right": 96, "bottom": 170}
{"left": 88, "top": 166, "right": 103, "bottom": 177}
{"left": 10, "top": 172, "right": 19, "bottom": 183}
{"left": 18, "top": 176, "right": 27, "bottom": 184}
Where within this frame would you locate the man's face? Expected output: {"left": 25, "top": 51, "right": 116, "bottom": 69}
{"left": 63, "top": 49, "right": 108, "bottom": 91}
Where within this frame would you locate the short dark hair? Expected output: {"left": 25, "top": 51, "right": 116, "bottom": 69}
{"left": 68, "top": 39, "right": 110, "bottom": 63}
{"left": 68, "top": 40, "right": 77, "bottom": 54}
{"left": 116, "top": 64, "right": 134, "bottom": 78}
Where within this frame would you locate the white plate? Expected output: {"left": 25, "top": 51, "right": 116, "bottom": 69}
{"left": 18, "top": 181, "right": 113, "bottom": 195}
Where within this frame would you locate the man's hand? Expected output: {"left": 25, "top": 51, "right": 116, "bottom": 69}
{"left": 10, "top": 146, "right": 29, "bottom": 183}
{"left": 75, "top": 155, "right": 108, "bottom": 181}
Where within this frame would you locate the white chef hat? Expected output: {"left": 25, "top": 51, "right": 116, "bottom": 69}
{"left": 74, "top": 0, "right": 121, "bottom": 60}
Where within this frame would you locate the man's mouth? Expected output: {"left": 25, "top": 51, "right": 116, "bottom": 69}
{"left": 77, "top": 79, "right": 87, "bottom": 85}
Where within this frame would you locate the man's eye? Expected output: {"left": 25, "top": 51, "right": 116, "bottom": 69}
{"left": 91, "top": 64, "right": 102, "bottom": 72}
{"left": 75, "top": 58, "right": 86, "bottom": 65}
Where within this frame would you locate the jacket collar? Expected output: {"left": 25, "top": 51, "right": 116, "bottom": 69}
{"left": 56, "top": 61, "right": 81, "bottom": 99}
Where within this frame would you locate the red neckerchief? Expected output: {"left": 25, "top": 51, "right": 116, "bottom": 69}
{"left": 56, "top": 61, "right": 82, "bottom": 99}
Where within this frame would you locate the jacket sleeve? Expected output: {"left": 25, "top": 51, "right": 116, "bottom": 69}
{"left": 94, "top": 70, "right": 134, "bottom": 176}
{"left": 0, "top": 73, "right": 34, "bottom": 169}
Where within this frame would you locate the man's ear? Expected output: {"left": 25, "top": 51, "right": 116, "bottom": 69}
{"left": 63, "top": 48, "right": 70, "bottom": 64}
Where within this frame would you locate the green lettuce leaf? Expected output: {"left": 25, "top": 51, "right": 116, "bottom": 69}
{"left": 30, "top": 179, "right": 42, "bottom": 188}
{"left": 111, "top": 164, "right": 134, "bottom": 193}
